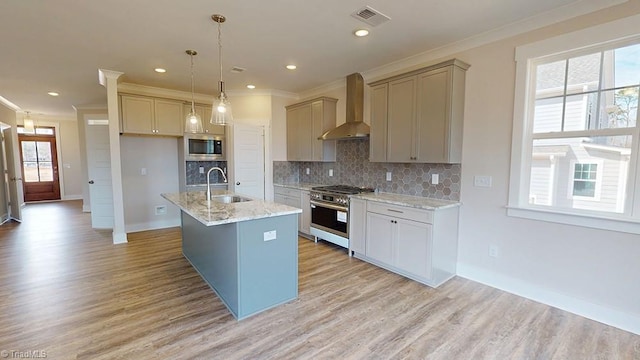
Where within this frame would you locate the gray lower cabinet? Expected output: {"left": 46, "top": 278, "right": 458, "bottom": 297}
{"left": 273, "top": 186, "right": 312, "bottom": 237}
{"left": 351, "top": 199, "right": 458, "bottom": 288}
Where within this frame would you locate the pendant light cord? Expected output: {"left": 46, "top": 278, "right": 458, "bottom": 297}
{"left": 190, "top": 53, "right": 196, "bottom": 113}
{"left": 218, "top": 20, "right": 224, "bottom": 93}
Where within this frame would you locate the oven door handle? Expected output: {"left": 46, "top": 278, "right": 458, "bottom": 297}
{"left": 310, "top": 200, "right": 348, "bottom": 212}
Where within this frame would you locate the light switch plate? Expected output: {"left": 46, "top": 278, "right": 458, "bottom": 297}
{"left": 306, "top": 168, "right": 310, "bottom": 175}
{"left": 199, "top": 167, "right": 205, "bottom": 174}
{"left": 386, "top": 171, "right": 392, "bottom": 181}
{"left": 432, "top": 174, "right": 439, "bottom": 184}
{"left": 140, "top": 168, "right": 147, "bottom": 176}
{"left": 329, "top": 169, "right": 333, "bottom": 177}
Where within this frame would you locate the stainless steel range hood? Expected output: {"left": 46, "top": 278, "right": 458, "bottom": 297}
{"left": 318, "top": 73, "right": 370, "bottom": 140}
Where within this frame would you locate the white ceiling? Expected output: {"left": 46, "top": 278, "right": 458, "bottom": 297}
{"left": 0, "top": 0, "right": 598, "bottom": 118}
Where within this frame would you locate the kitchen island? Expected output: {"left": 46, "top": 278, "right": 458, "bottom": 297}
{"left": 162, "top": 190, "right": 302, "bottom": 320}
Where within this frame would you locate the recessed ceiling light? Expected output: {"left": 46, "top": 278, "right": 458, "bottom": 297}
{"left": 354, "top": 29, "right": 369, "bottom": 37}
{"left": 247, "top": 85, "right": 256, "bottom": 89}
{"left": 286, "top": 64, "right": 297, "bottom": 70}
{"left": 47, "top": 92, "right": 59, "bottom": 97}
{"left": 154, "top": 68, "right": 167, "bottom": 73}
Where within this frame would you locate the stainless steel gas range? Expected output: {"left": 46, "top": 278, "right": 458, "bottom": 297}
{"left": 309, "top": 185, "right": 374, "bottom": 249}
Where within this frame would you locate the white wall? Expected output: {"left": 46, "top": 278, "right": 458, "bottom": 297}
{"left": 453, "top": 2, "right": 640, "bottom": 334}
{"left": 58, "top": 120, "right": 82, "bottom": 199}
{"left": 120, "top": 136, "right": 181, "bottom": 232}
{"left": 298, "top": 0, "right": 640, "bottom": 334}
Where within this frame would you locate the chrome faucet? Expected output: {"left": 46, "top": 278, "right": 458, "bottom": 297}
{"left": 206, "top": 167, "right": 228, "bottom": 200}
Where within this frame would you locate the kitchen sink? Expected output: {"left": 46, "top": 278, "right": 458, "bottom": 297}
{"left": 209, "top": 195, "right": 252, "bottom": 204}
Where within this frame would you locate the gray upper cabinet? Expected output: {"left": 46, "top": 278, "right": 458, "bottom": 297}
{"left": 369, "top": 59, "right": 469, "bottom": 163}
{"left": 285, "top": 97, "right": 337, "bottom": 162}
{"left": 120, "top": 94, "right": 184, "bottom": 136}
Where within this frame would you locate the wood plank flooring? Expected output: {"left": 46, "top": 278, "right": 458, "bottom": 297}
{"left": 0, "top": 201, "right": 638, "bottom": 359}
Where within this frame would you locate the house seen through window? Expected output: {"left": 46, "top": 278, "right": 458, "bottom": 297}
{"left": 526, "top": 42, "right": 639, "bottom": 215}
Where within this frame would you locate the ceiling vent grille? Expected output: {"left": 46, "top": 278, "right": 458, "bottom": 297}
{"left": 351, "top": 6, "right": 390, "bottom": 27}
{"left": 230, "top": 66, "right": 246, "bottom": 73}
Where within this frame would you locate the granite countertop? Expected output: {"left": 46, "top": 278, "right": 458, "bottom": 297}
{"left": 186, "top": 183, "right": 228, "bottom": 187}
{"left": 273, "top": 183, "right": 324, "bottom": 191}
{"left": 351, "top": 192, "right": 461, "bottom": 210}
{"left": 162, "top": 190, "right": 302, "bottom": 226}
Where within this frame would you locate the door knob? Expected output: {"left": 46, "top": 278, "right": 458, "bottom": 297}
{"left": 236, "top": 182, "right": 240, "bottom": 185}
{"left": 88, "top": 180, "right": 94, "bottom": 184}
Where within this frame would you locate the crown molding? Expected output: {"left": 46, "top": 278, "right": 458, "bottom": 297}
{"left": 362, "top": 0, "right": 628, "bottom": 82}
{"left": 0, "top": 95, "right": 20, "bottom": 111}
{"left": 298, "top": 78, "right": 346, "bottom": 99}
{"left": 73, "top": 104, "right": 107, "bottom": 111}
{"left": 118, "top": 82, "right": 299, "bottom": 104}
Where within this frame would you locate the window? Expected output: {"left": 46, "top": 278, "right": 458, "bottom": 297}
{"left": 571, "top": 162, "right": 598, "bottom": 198}
{"left": 509, "top": 15, "right": 640, "bottom": 233}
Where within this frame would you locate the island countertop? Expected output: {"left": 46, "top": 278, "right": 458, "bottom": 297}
{"left": 162, "top": 190, "right": 302, "bottom": 226}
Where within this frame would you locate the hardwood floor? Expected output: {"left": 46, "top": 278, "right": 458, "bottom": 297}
{"left": 0, "top": 201, "right": 638, "bottom": 359}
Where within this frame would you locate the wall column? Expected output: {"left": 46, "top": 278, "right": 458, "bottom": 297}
{"left": 98, "top": 69, "right": 126, "bottom": 244}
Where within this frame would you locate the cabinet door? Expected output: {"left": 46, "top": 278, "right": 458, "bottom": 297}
{"left": 395, "top": 218, "right": 432, "bottom": 280}
{"left": 121, "top": 95, "right": 154, "bottom": 134}
{"left": 311, "top": 101, "right": 324, "bottom": 161}
{"left": 416, "top": 68, "right": 450, "bottom": 163}
{"left": 369, "top": 83, "right": 388, "bottom": 162}
{"left": 387, "top": 76, "right": 416, "bottom": 162}
{"left": 286, "top": 107, "right": 300, "bottom": 161}
{"left": 349, "top": 198, "right": 367, "bottom": 254}
{"left": 300, "top": 191, "right": 311, "bottom": 235}
{"left": 155, "top": 99, "right": 183, "bottom": 136}
{"left": 297, "top": 104, "right": 313, "bottom": 161}
{"left": 366, "top": 212, "right": 394, "bottom": 264}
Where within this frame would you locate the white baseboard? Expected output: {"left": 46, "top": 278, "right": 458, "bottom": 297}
{"left": 457, "top": 263, "right": 640, "bottom": 335}
{"left": 112, "top": 231, "right": 128, "bottom": 244}
{"left": 0, "top": 213, "right": 9, "bottom": 225}
{"left": 62, "top": 195, "right": 83, "bottom": 201}
{"left": 125, "top": 219, "right": 181, "bottom": 234}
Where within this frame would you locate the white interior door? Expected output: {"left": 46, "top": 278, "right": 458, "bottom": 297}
{"left": 230, "top": 123, "right": 265, "bottom": 199}
{"left": 85, "top": 119, "right": 114, "bottom": 229}
{"left": 3, "top": 128, "right": 22, "bottom": 222}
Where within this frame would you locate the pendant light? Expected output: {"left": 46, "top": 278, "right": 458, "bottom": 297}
{"left": 184, "top": 49, "right": 204, "bottom": 133}
{"left": 23, "top": 111, "right": 35, "bottom": 133}
{"left": 211, "top": 14, "right": 233, "bottom": 125}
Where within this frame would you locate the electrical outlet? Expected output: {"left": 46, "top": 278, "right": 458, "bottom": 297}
{"left": 489, "top": 245, "right": 499, "bottom": 258}
{"left": 199, "top": 167, "right": 205, "bottom": 174}
{"left": 474, "top": 175, "right": 492, "bottom": 187}
{"left": 140, "top": 168, "right": 147, "bottom": 176}
{"left": 432, "top": 174, "right": 439, "bottom": 185}
{"left": 386, "top": 171, "right": 392, "bottom": 181}
{"left": 306, "top": 168, "right": 310, "bottom": 175}
{"left": 155, "top": 205, "right": 167, "bottom": 215}
{"left": 329, "top": 169, "right": 333, "bottom": 177}
{"left": 263, "top": 230, "right": 277, "bottom": 241}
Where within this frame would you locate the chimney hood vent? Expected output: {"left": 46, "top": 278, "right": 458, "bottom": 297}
{"left": 319, "top": 73, "right": 369, "bottom": 140}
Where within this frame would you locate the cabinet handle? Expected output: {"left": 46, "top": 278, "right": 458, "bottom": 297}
{"left": 387, "top": 209, "right": 404, "bottom": 213}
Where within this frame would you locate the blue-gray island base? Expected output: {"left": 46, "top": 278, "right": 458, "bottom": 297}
{"left": 161, "top": 191, "right": 301, "bottom": 320}
{"left": 181, "top": 211, "right": 298, "bottom": 320}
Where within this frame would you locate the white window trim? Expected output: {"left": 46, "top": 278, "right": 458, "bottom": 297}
{"left": 508, "top": 13, "right": 640, "bottom": 234}
{"left": 568, "top": 160, "right": 603, "bottom": 201}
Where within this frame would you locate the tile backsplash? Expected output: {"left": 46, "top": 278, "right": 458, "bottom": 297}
{"left": 186, "top": 161, "right": 228, "bottom": 185}
{"left": 273, "top": 139, "right": 461, "bottom": 200}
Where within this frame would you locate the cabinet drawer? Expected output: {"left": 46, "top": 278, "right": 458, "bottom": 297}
{"left": 274, "top": 186, "right": 302, "bottom": 199}
{"left": 367, "top": 201, "right": 433, "bottom": 224}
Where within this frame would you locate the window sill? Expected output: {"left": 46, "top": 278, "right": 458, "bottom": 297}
{"left": 506, "top": 206, "right": 640, "bottom": 235}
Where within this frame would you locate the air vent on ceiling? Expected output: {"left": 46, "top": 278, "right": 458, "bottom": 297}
{"left": 351, "top": 6, "right": 390, "bottom": 27}
{"left": 230, "top": 66, "right": 246, "bottom": 73}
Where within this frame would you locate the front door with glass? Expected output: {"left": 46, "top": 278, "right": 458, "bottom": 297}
{"left": 18, "top": 127, "right": 60, "bottom": 202}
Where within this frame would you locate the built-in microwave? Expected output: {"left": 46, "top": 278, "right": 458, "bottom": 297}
{"left": 183, "top": 133, "right": 225, "bottom": 161}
